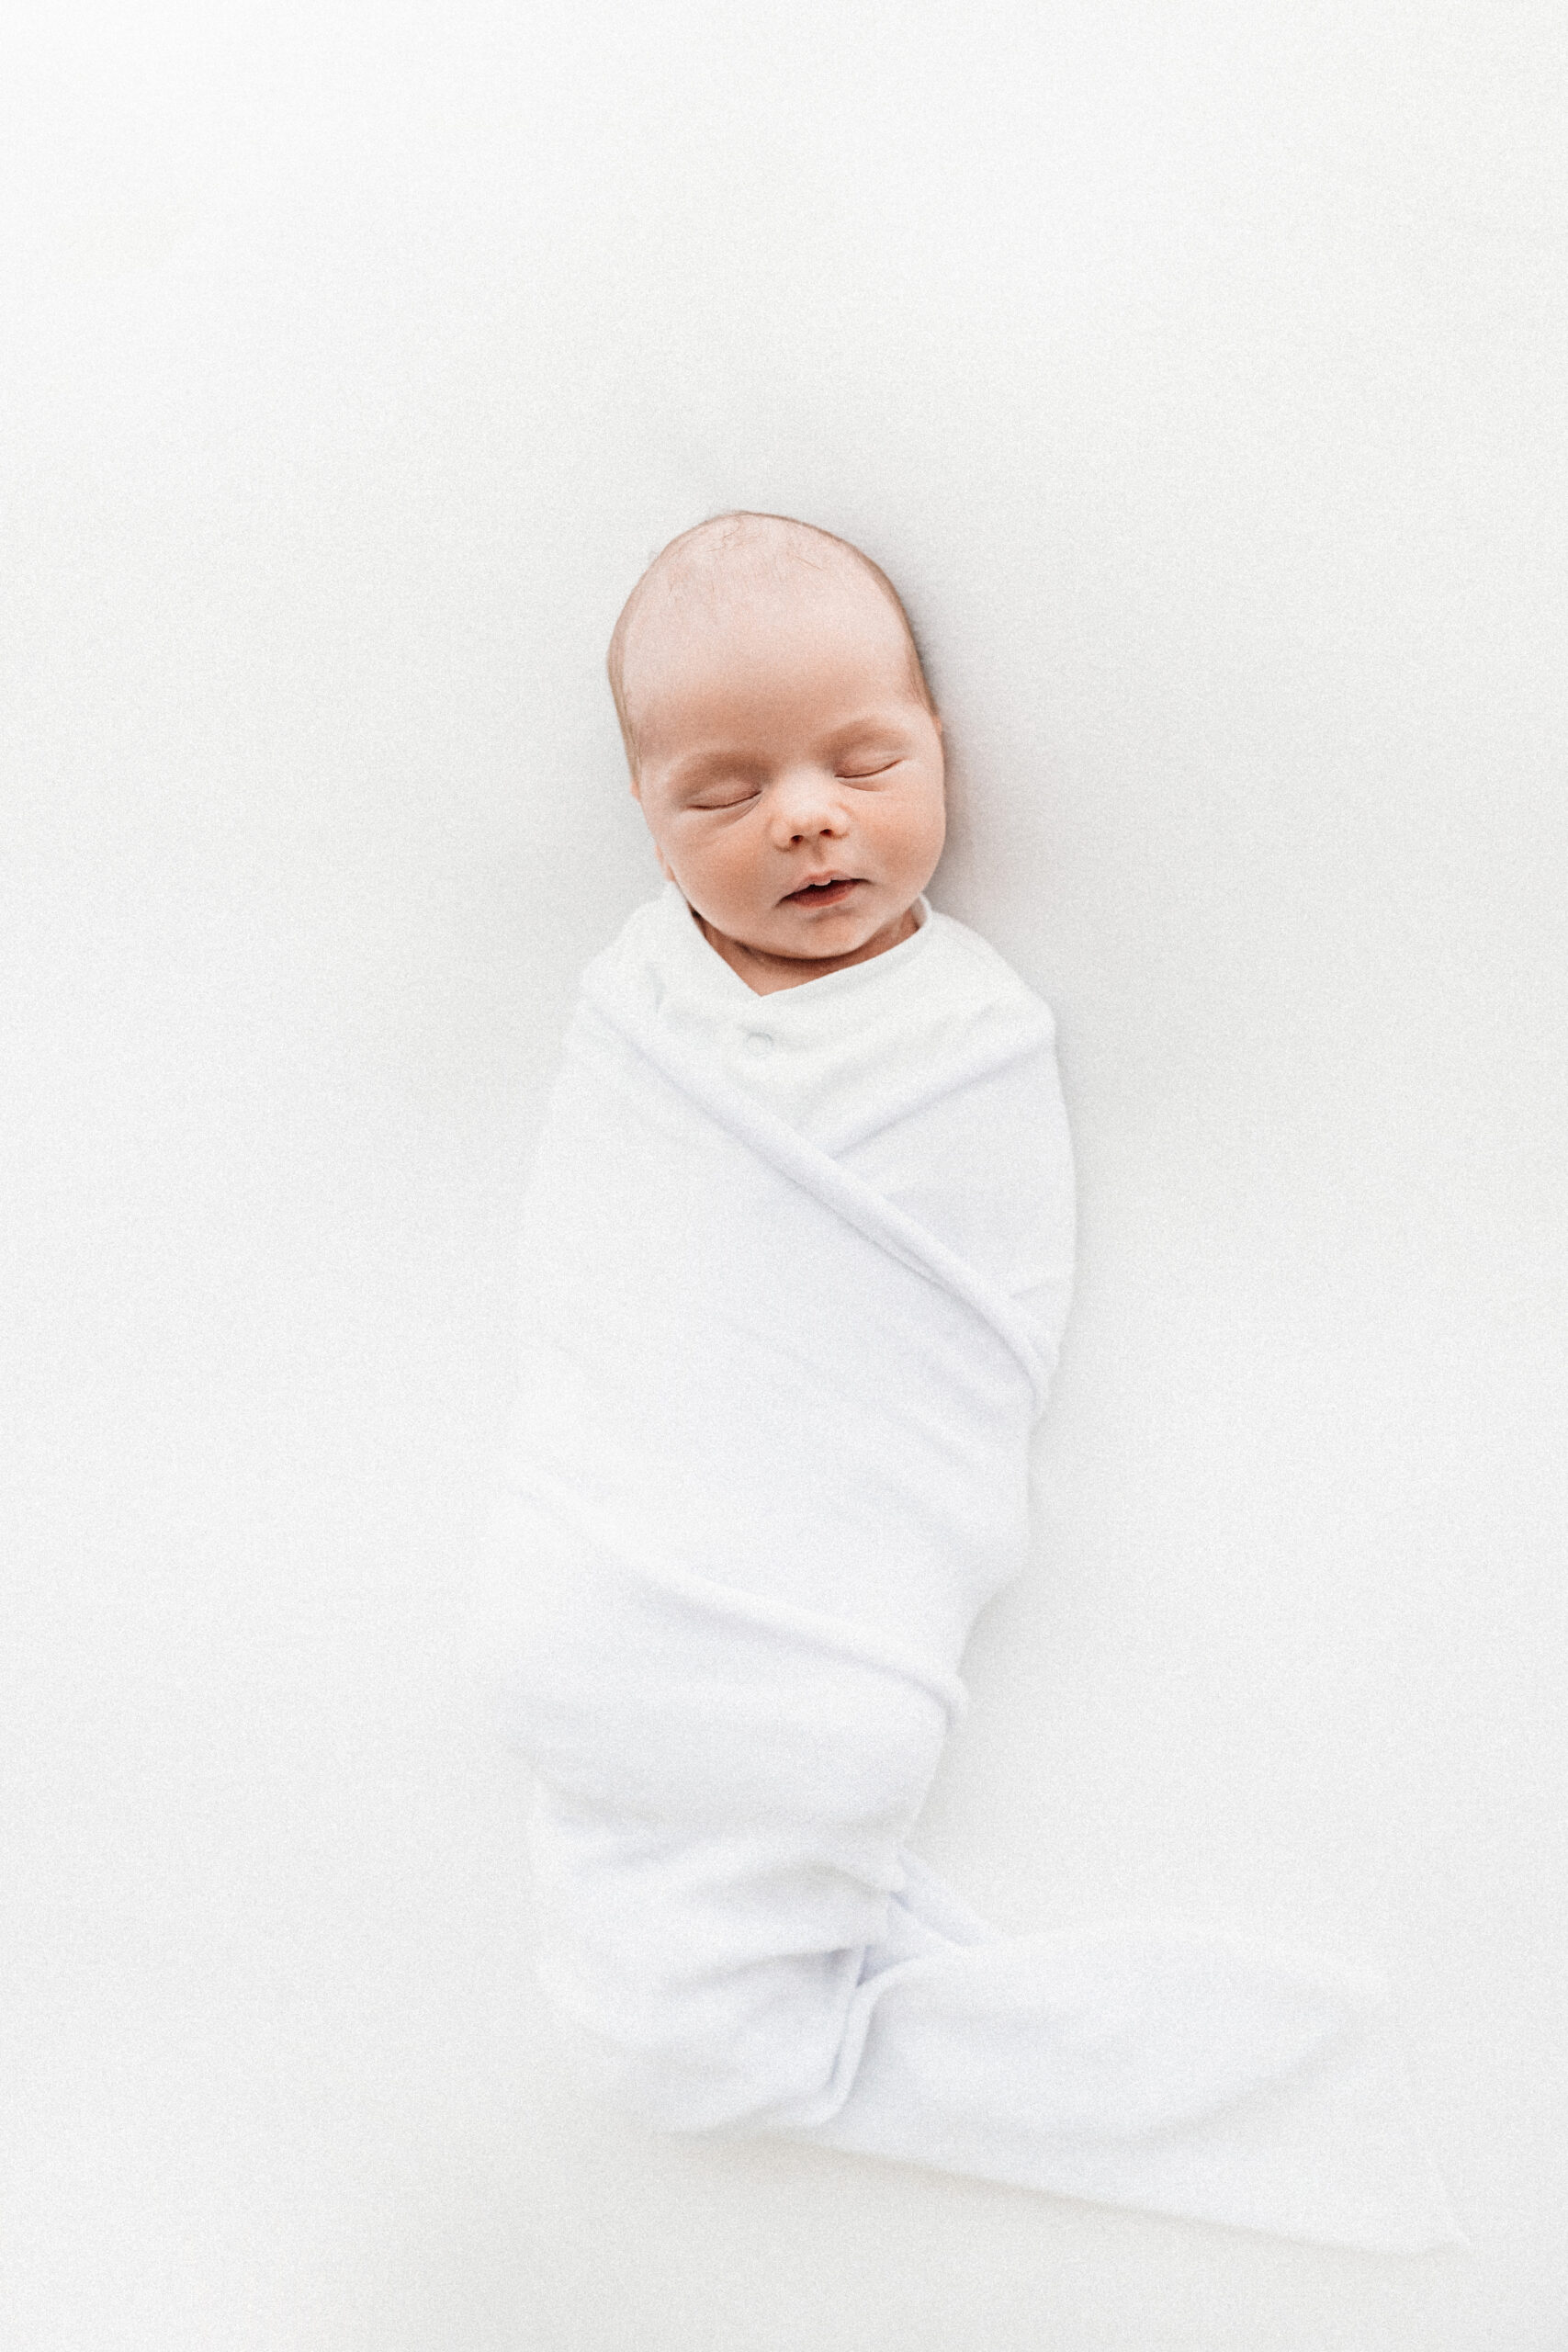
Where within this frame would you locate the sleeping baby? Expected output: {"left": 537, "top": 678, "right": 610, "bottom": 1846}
{"left": 472, "top": 512, "right": 1457, "bottom": 2249}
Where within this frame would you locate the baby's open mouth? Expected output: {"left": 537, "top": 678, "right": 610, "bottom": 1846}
{"left": 784, "top": 877, "right": 862, "bottom": 905}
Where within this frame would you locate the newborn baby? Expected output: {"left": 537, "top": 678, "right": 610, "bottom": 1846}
{"left": 474, "top": 512, "right": 1457, "bottom": 2250}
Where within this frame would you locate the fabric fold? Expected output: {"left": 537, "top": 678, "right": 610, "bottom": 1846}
{"left": 472, "top": 882, "right": 1461, "bottom": 2251}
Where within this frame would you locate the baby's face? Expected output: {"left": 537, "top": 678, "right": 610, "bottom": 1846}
{"left": 626, "top": 576, "right": 945, "bottom": 989}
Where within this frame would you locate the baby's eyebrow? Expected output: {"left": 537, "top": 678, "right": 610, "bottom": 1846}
{"left": 822, "top": 710, "right": 916, "bottom": 746}
{"left": 668, "top": 748, "right": 761, "bottom": 790}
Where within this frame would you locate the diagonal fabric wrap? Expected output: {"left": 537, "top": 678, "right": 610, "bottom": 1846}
{"left": 472, "top": 882, "right": 1461, "bottom": 2251}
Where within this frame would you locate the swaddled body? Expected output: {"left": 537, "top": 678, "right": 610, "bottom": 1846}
{"left": 486, "top": 876, "right": 1070, "bottom": 2126}
{"left": 475, "top": 514, "right": 1459, "bottom": 2248}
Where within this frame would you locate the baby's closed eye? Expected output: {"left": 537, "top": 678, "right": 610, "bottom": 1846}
{"left": 835, "top": 757, "right": 904, "bottom": 781}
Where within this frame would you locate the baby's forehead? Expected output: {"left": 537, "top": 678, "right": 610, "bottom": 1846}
{"left": 626, "top": 597, "right": 910, "bottom": 752}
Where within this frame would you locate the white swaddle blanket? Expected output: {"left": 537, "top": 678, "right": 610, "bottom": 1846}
{"left": 473, "top": 879, "right": 1459, "bottom": 2250}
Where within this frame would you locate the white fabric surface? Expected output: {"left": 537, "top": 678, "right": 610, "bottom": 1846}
{"left": 472, "top": 880, "right": 1461, "bottom": 2250}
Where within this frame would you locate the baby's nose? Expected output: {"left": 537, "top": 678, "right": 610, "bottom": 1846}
{"left": 771, "top": 765, "right": 848, "bottom": 836}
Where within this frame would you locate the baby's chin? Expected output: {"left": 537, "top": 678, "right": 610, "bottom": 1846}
{"left": 705, "top": 887, "right": 920, "bottom": 974}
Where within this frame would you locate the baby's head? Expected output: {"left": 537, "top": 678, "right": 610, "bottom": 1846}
{"left": 610, "top": 513, "right": 945, "bottom": 992}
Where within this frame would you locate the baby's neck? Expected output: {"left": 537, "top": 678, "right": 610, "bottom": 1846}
{"left": 695, "top": 904, "right": 920, "bottom": 996}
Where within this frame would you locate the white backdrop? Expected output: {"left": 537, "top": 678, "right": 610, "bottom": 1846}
{"left": 6, "top": 5, "right": 1566, "bottom": 2346}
